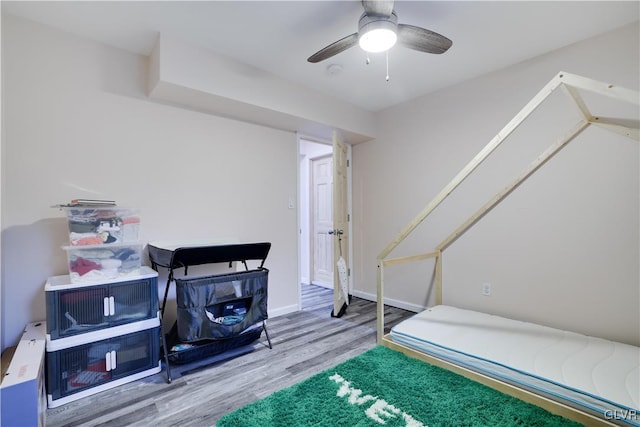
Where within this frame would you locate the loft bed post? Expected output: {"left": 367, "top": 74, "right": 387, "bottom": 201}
{"left": 376, "top": 258, "right": 385, "bottom": 344}
{"left": 434, "top": 251, "right": 442, "bottom": 305}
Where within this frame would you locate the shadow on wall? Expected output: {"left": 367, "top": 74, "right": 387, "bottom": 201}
{"left": 1, "top": 217, "right": 69, "bottom": 350}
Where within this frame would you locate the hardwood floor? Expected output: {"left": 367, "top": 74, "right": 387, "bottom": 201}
{"left": 45, "top": 284, "right": 414, "bottom": 427}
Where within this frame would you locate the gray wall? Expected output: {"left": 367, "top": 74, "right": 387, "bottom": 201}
{"left": 352, "top": 22, "right": 639, "bottom": 345}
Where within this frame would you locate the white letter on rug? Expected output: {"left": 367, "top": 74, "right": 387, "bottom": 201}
{"left": 329, "top": 374, "right": 426, "bottom": 427}
{"left": 402, "top": 412, "right": 426, "bottom": 427}
{"left": 366, "top": 399, "right": 400, "bottom": 424}
{"left": 330, "top": 373, "right": 377, "bottom": 405}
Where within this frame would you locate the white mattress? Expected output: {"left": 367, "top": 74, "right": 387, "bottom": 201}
{"left": 390, "top": 305, "right": 639, "bottom": 426}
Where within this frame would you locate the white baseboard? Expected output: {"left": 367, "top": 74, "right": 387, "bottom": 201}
{"left": 268, "top": 303, "right": 299, "bottom": 319}
{"left": 267, "top": 291, "right": 423, "bottom": 320}
{"left": 351, "top": 290, "right": 424, "bottom": 313}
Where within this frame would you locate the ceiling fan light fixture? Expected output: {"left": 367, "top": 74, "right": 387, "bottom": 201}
{"left": 359, "top": 27, "right": 397, "bottom": 53}
{"left": 358, "top": 12, "right": 398, "bottom": 53}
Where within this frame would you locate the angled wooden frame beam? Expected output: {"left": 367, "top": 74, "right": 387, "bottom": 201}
{"left": 560, "top": 72, "right": 640, "bottom": 105}
{"left": 590, "top": 118, "right": 639, "bottom": 141}
{"left": 561, "top": 75, "right": 639, "bottom": 141}
{"left": 376, "top": 73, "right": 567, "bottom": 261}
{"left": 437, "top": 120, "right": 590, "bottom": 252}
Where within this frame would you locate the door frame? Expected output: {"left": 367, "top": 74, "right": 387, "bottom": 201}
{"left": 296, "top": 133, "right": 352, "bottom": 311}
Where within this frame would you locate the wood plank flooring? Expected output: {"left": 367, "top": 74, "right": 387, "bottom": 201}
{"left": 45, "top": 284, "right": 414, "bottom": 427}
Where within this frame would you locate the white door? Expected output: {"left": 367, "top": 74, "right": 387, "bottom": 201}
{"left": 332, "top": 130, "right": 349, "bottom": 316}
{"left": 311, "top": 155, "right": 333, "bottom": 288}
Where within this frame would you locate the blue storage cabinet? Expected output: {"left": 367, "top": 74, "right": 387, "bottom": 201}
{"left": 45, "top": 267, "right": 159, "bottom": 341}
{"left": 44, "top": 267, "right": 161, "bottom": 408}
{"left": 46, "top": 326, "right": 160, "bottom": 407}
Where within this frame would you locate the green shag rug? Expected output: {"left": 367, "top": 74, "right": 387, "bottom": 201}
{"left": 216, "top": 346, "right": 583, "bottom": 427}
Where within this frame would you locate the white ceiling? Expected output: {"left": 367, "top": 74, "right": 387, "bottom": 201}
{"left": 3, "top": 1, "right": 639, "bottom": 112}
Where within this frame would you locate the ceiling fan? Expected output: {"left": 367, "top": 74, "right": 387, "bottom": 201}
{"left": 307, "top": 0, "right": 452, "bottom": 63}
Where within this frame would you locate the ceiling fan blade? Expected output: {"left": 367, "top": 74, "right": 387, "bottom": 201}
{"left": 362, "top": 0, "right": 394, "bottom": 17}
{"left": 307, "top": 33, "right": 359, "bottom": 63}
{"left": 397, "top": 24, "right": 452, "bottom": 54}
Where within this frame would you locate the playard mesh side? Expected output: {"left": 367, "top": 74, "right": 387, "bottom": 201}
{"left": 174, "top": 269, "right": 268, "bottom": 343}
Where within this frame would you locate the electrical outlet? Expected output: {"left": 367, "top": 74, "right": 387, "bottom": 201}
{"left": 482, "top": 282, "right": 492, "bottom": 296}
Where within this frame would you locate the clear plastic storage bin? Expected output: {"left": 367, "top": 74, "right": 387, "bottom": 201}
{"left": 62, "top": 207, "right": 140, "bottom": 246}
{"left": 63, "top": 243, "right": 143, "bottom": 283}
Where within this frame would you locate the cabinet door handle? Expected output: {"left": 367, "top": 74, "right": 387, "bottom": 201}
{"left": 105, "top": 350, "right": 117, "bottom": 371}
{"left": 109, "top": 296, "right": 115, "bottom": 316}
{"left": 103, "top": 298, "right": 110, "bottom": 317}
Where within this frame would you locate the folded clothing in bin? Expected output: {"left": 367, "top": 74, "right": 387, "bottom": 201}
{"left": 175, "top": 269, "right": 268, "bottom": 342}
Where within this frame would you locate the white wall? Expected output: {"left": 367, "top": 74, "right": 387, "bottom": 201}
{"left": 352, "top": 22, "right": 640, "bottom": 345}
{"left": 2, "top": 13, "right": 639, "bottom": 351}
{"left": 1, "top": 15, "right": 299, "bottom": 350}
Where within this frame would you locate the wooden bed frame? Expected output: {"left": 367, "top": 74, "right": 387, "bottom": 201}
{"left": 376, "top": 72, "right": 639, "bottom": 427}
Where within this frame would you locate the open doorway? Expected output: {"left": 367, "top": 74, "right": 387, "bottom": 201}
{"left": 298, "top": 134, "right": 352, "bottom": 315}
{"left": 299, "top": 138, "right": 333, "bottom": 294}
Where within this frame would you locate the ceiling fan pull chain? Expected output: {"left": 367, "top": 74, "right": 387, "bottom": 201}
{"left": 366, "top": 52, "right": 370, "bottom": 65}
{"left": 386, "top": 51, "right": 390, "bottom": 82}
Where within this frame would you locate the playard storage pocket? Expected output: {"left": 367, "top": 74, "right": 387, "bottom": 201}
{"left": 175, "top": 269, "right": 268, "bottom": 342}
